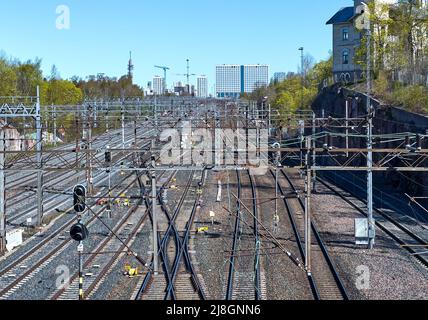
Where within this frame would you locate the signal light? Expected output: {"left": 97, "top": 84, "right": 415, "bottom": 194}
{"left": 70, "top": 223, "right": 89, "bottom": 241}
{"left": 73, "top": 185, "right": 86, "bottom": 213}
{"left": 105, "top": 150, "right": 112, "bottom": 163}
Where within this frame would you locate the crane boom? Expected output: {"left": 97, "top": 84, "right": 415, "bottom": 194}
{"left": 154, "top": 65, "right": 170, "bottom": 93}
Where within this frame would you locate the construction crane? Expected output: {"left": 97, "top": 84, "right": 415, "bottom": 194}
{"left": 175, "top": 59, "right": 196, "bottom": 88}
{"left": 154, "top": 65, "right": 170, "bottom": 93}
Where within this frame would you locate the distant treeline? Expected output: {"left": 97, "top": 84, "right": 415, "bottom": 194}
{"left": 0, "top": 53, "right": 144, "bottom": 105}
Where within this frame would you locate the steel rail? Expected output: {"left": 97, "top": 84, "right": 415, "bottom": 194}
{"left": 280, "top": 170, "right": 349, "bottom": 300}
{"left": 0, "top": 177, "right": 139, "bottom": 298}
{"left": 317, "top": 176, "right": 428, "bottom": 269}
{"left": 268, "top": 169, "right": 320, "bottom": 300}
{"left": 164, "top": 171, "right": 207, "bottom": 300}
{"left": 225, "top": 170, "right": 242, "bottom": 300}
{"left": 0, "top": 172, "right": 135, "bottom": 278}
{"left": 248, "top": 172, "right": 262, "bottom": 300}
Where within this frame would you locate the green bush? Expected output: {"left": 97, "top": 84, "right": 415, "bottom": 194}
{"left": 391, "top": 85, "right": 428, "bottom": 114}
{"left": 372, "top": 71, "right": 428, "bottom": 114}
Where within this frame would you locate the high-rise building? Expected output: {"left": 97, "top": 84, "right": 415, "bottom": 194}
{"left": 197, "top": 76, "right": 208, "bottom": 98}
{"left": 273, "top": 72, "right": 287, "bottom": 83}
{"left": 153, "top": 76, "right": 164, "bottom": 95}
{"left": 216, "top": 65, "right": 269, "bottom": 98}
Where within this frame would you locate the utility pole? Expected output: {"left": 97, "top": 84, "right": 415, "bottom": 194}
{"left": 304, "top": 136, "right": 312, "bottom": 274}
{"left": 53, "top": 104, "right": 57, "bottom": 147}
{"left": 93, "top": 102, "right": 98, "bottom": 129}
{"left": 355, "top": 1, "right": 375, "bottom": 249}
{"left": 121, "top": 103, "right": 125, "bottom": 151}
{"left": 299, "top": 120, "right": 305, "bottom": 169}
{"left": 154, "top": 95, "right": 158, "bottom": 128}
{"left": 36, "top": 86, "right": 44, "bottom": 227}
{"left": 151, "top": 157, "right": 158, "bottom": 275}
{"left": 274, "top": 144, "right": 281, "bottom": 233}
{"left": 0, "top": 128, "right": 6, "bottom": 254}
{"left": 75, "top": 114, "right": 80, "bottom": 178}
{"left": 86, "top": 105, "right": 93, "bottom": 195}
{"left": 345, "top": 100, "right": 350, "bottom": 158}
{"left": 106, "top": 146, "right": 112, "bottom": 219}
{"left": 312, "top": 112, "right": 317, "bottom": 191}
{"left": 105, "top": 102, "right": 109, "bottom": 133}
{"left": 366, "top": 21, "right": 375, "bottom": 249}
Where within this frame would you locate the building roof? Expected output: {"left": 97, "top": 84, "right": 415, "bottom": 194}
{"left": 326, "top": 7, "right": 354, "bottom": 25}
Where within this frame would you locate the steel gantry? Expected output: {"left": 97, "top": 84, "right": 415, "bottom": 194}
{"left": 0, "top": 89, "right": 43, "bottom": 254}
{"left": 0, "top": 96, "right": 427, "bottom": 276}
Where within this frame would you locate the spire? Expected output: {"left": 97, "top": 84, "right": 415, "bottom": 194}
{"left": 128, "top": 51, "right": 134, "bottom": 81}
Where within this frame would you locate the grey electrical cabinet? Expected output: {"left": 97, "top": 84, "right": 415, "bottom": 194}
{"left": 355, "top": 218, "right": 369, "bottom": 246}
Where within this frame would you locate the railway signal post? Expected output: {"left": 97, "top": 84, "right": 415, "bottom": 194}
{"left": 70, "top": 185, "right": 89, "bottom": 300}
{"left": 105, "top": 146, "right": 112, "bottom": 219}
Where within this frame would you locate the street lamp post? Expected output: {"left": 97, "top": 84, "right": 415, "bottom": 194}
{"left": 299, "top": 47, "right": 304, "bottom": 110}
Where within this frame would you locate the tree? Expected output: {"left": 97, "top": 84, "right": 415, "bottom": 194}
{"left": 74, "top": 74, "right": 144, "bottom": 99}
{"left": 13, "top": 58, "right": 44, "bottom": 96}
{"left": 41, "top": 80, "right": 83, "bottom": 105}
{"left": 353, "top": 1, "right": 428, "bottom": 114}
{"left": 242, "top": 55, "right": 333, "bottom": 122}
{"left": 50, "top": 65, "right": 61, "bottom": 81}
{"left": 308, "top": 55, "right": 333, "bottom": 86}
{"left": 0, "top": 57, "right": 17, "bottom": 96}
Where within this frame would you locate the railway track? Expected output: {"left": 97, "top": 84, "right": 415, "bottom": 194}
{"left": 135, "top": 170, "right": 207, "bottom": 301}
{"left": 225, "top": 170, "right": 265, "bottom": 301}
{"left": 275, "top": 170, "right": 349, "bottom": 300}
{"left": 4, "top": 126, "right": 143, "bottom": 189}
{"left": 5, "top": 126, "right": 148, "bottom": 188}
{"left": 316, "top": 176, "right": 428, "bottom": 269}
{"left": 51, "top": 198, "right": 149, "bottom": 300}
{"left": 0, "top": 175, "right": 139, "bottom": 299}
{"left": 5, "top": 130, "right": 154, "bottom": 225}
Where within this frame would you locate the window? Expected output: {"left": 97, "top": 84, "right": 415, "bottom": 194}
{"left": 342, "top": 28, "right": 349, "bottom": 41}
{"left": 342, "top": 49, "right": 349, "bottom": 65}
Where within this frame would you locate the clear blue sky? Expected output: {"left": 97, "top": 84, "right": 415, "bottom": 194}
{"left": 0, "top": 0, "right": 350, "bottom": 94}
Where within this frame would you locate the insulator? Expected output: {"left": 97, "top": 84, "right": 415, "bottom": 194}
{"left": 405, "top": 136, "right": 410, "bottom": 148}
{"left": 416, "top": 134, "right": 422, "bottom": 150}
